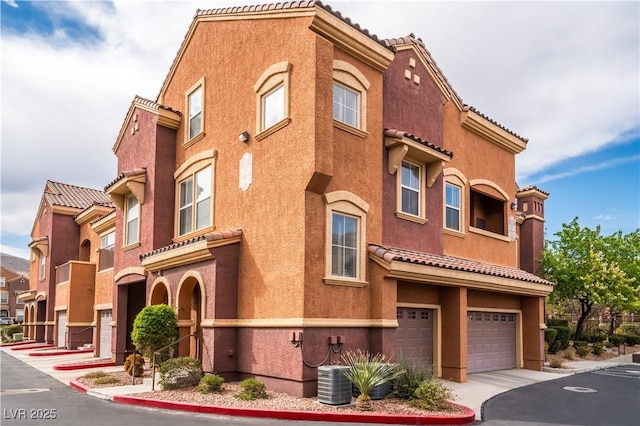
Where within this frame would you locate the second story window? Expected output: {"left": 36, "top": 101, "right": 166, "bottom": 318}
{"left": 178, "top": 165, "right": 212, "bottom": 236}
{"left": 125, "top": 194, "right": 140, "bottom": 246}
{"left": 0, "top": 277, "right": 4, "bottom": 288}
{"left": 99, "top": 231, "right": 115, "bottom": 271}
{"left": 0, "top": 291, "right": 7, "bottom": 304}
{"left": 188, "top": 86, "right": 203, "bottom": 140}
{"left": 39, "top": 253, "right": 46, "bottom": 280}
{"left": 333, "top": 82, "right": 359, "bottom": 128}
{"left": 262, "top": 84, "right": 285, "bottom": 130}
{"left": 445, "top": 183, "right": 461, "bottom": 231}
{"left": 401, "top": 161, "right": 421, "bottom": 216}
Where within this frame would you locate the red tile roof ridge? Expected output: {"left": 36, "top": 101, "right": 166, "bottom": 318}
{"left": 384, "top": 128, "right": 453, "bottom": 159}
{"left": 368, "top": 244, "right": 553, "bottom": 286}
{"left": 140, "top": 229, "right": 243, "bottom": 260}
{"left": 518, "top": 185, "right": 549, "bottom": 196}
{"left": 104, "top": 168, "right": 147, "bottom": 191}
{"left": 133, "top": 95, "right": 180, "bottom": 114}
{"left": 43, "top": 180, "right": 111, "bottom": 210}
{"left": 462, "top": 105, "right": 528, "bottom": 143}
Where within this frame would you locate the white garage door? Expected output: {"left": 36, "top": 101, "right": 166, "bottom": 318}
{"left": 468, "top": 312, "right": 516, "bottom": 373}
{"left": 396, "top": 307, "right": 433, "bottom": 366}
{"left": 57, "top": 311, "right": 67, "bottom": 348}
{"left": 99, "top": 310, "right": 112, "bottom": 359}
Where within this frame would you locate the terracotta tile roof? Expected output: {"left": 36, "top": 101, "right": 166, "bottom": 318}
{"left": 43, "top": 180, "right": 111, "bottom": 210}
{"left": 384, "top": 128, "right": 453, "bottom": 159}
{"left": 132, "top": 95, "right": 180, "bottom": 114}
{"left": 140, "top": 229, "right": 243, "bottom": 260}
{"left": 0, "top": 252, "right": 30, "bottom": 276}
{"left": 518, "top": 185, "right": 549, "bottom": 196}
{"left": 462, "top": 105, "right": 528, "bottom": 143}
{"left": 368, "top": 244, "right": 553, "bottom": 286}
{"left": 104, "top": 168, "right": 147, "bottom": 192}
{"left": 384, "top": 34, "right": 462, "bottom": 104}
{"left": 194, "top": 1, "right": 388, "bottom": 48}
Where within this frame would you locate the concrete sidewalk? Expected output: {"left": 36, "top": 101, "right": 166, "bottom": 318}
{"left": 2, "top": 344, "right": 637, "bottom": 422}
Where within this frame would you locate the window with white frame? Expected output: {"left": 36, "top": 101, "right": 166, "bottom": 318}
{"left": 39, "top": 253, "right": 46, "bottom": 279}
{"left": 0, "top": 292, "right": 8, "bottom": 304}
{"left": 99, "top": 231, "right": 115, "bottom": 271}
{"left": 332, "top": 60, "right": 369, "bottom": 136}
{"left": 16, "top": 293, "right": 23, "bottom": 305}
{"left": 125, "top": 194, "right": 140, "bottom": 246}
{"left": 324, "top": 190, "right": 369, "bottom": 286}
{"left": 254, "top": 61, "right": 290, "bottom": 139}
{"left": 178, "top": 166, "right": 212, "bottom": 236}
{"left": 262, "top": 84, "right": 285, "bottom": 130}
{"left": 0, "top": 277, "right": 4, "bottom": 288}
{"left": 401, "top": 161, "right": 421, "bottom": 216}
{"left": 445, "top": 182, "right": 461, "bottom": 231}
{"left": 16, "top": 309, "right": 24, "bottom": 321}
{"left": 186, "top": 79, "right": 204, "bottom": 142}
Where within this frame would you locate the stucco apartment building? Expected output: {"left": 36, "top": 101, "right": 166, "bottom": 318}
{"left": 26, "top": 1, "right": 552, "bottom": 397}
{"left": 0, "top": 253, "right": 30, "bottom": 322}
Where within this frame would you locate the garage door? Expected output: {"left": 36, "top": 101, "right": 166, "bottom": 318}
{"left": 99, "top": 310, "right": 112, "bottom": 359}
{"left": 468, "top": 312, "right": 516, "bottom": 373}
{"left": 57, "top": 311, "right": 67, "bottom": 348}
{"left": 396, "top": 307, "right": 433, "bottom": 366}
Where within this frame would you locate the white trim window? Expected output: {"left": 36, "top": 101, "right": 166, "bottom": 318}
{"left": 262, "top": 84, "right": 285, "bottom": 130}
{"left": 401, "top": 161, "right": 421, "bottom": 216}
{"left": 187, "top": 84, "right": 203, "bottom": 140}
{"left": 178, "top": 166, "right": 212, "bottom": 236}
{"left": 0, "top": 277, "right": 4, "bottom": 288}
{"left": 333, "top": 82, "right": 359, "bottom": 128}
{"left": 125, "top": 194, "right": 140, "bottom": 246}
{"left": 445, "top": 182, "right": 461, "bottom": 231}
{"left": 39, "top": 253, "right": 46, "bottom": 279}
{"left": 0, "top": 292, "right": 8, "bottom": 304}
{"left": 331, "top": 213, "right": 359, "bottom": 278}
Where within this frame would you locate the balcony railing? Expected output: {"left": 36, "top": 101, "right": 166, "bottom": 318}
{"left": 56, "top": 263, "right": 70, "bottom": 284}
{"left": 98, "top": 247, "right": 114, "bottom": 271}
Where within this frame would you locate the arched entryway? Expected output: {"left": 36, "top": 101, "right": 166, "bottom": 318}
{"left": 176, "top": 274, "right": 204, "bottom": 360}
{"left": 149, "top": 279, "right": 170, "bottom": 306}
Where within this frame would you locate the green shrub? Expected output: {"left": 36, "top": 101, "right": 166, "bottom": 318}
{"left": 619, "top": 324, "right": 640, "bottom": 336}
{"left": 592, "top": 342, "right": 605, "bottom": 356}
{"left": 576, "top": 345, "right": 591, "bottom": 358}
{"left": 84, "top": 371, "right": 108, "bottom": 379}
{"left": 2, "top": 324, "right": 23, "bottom": 337}
{"left": 131, "top": 304, "right": 178, "bottom": 364}
{"left": 604, "top": 341, "right": 614, "bottom": 348}
{"left": 574, "top": 340, "right": 588, "bottom": 348}
{"left": 93, "top": 375, "right": 120, "bottom": 385}
{"left": 391, "top": 357, "right": 432, "bottom": 400}
{"left": 549, "top": 357, "right": 564, "bottom": 368}
{"left": 546, "top": 319, "right": 569, "bottom": 327}
{"left": 124, "top": 353, "right": 145, "bottom": 377}
{"left": 198, "top": 374, "right": 224, "bottom": 394}
{"left": 563, "top": 347, "right": 576, "bottom": 360}
{"left": 623, "top": 335, "right": 640, "bottom": 346}
{"left": 544, "top": 328, "right": 558, "bottom": 348}
{"left": 235, "top": 378, "right": 268, "bottom": 401}
{"left": 609, "top": 334, "right": 625, "bottom": 346}
{"left": 548, "top": 326, "right": 571, "bottom": 353}
{"left": 409, "top": 378, "right": 454, "bottom": 411}
{"left": 158, "top": 356, "right": 202, "bottom": 390}
{"left": 589, "top": 333, "right": 607, "bottom": 343}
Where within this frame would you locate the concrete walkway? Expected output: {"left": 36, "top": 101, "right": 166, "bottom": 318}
{"left": 2, "top": 343, "right": 637, "bottom": 423}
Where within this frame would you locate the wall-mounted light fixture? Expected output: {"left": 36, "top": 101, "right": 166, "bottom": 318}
{"left": 510, "top": 202, "right": 517, "bottom": 210}
{"left": 238, "top": 131, "right": 250, "bottom": 143}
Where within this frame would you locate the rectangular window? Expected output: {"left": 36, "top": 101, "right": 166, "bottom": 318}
{"left": 16, "top": 309, "right": 24, "bottom": 321}
{"left": 333, "top": 82, "right": 359, "bottom": 128}
{"left": 188, "top": 86, "right": 203, "bottom": 140}
{"left": 0, "top": 277, "right": 4, "bottom": 288}
{"left": 179, "top": 166, "right": 212, "bottom": 236}
{"left": 98, "top": 231, "right": 115, "bottom": 271}
{"left": 401, "top": 161, "right": 421, "bottom": 216}
{"left": 16, "top": 294, "right": 23, "bottom": 305}
{"left": 445, "top": 183, "right": 461, "bottom": 231}
{"left": 331, "top": 212, "right": 358, "bottom": 278}
{"left": 39, "top": 254, "right": 46, "bottom": 279}
{"left": 470, "top": 189, "right": 505, "bottom": 235}
{"left": 262, "top": 84, "right": 284, "bottom": 130}
{"left": 0, "top": 292, "right": 8, "bottom": 304}
{"left": 125, "top": 195, "right": 140, "bottom": 246}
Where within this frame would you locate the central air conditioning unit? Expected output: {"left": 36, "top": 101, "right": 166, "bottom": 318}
{"left": 317, "top": 365, "right": 352, "bottom": 405}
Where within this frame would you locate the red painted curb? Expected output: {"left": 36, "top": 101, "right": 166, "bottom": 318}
{"left": 69, "top": 379, "right": 88, "bottom": 394}
{"left": 112, "top": 395, "right": 475, "bottom": 425}
{"left": 11, "top": 344, "right": 55, "bottom": 351}
{"left": 29, "top": 349, "right": 94, "bottom": 357}
{"left": 0, "top": 340, "right": 36, "bottom": 347}
{"left": 54, "top": 361, "right": 116, "bottom": 371}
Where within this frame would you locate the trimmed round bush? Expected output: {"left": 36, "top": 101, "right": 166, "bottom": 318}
{"left": 235, "top": 378, "right": 268, "bottom": 400}
{"left": 592, "top": 342, "right": 605, "bottom": 356}
{"left": 623, "top": 335, "right": 640, "bottom": 346}
{"left": 198, "top": 374, "right": 224, "bottom": 394}
{"left": 544, "top": 328, "right": 558, "bottom": 349}
{"left": 609, "top": 334, "right": 625, "bottom": 346}
{"left": 549, "top": 326, "right": 572, "bottom": 353}
{"left": 576, "top": 345, "right": 591, "bottom": 358}
{"left": 574, "top": 340, "right": 588, "bottom": 348}
{"left": 131, "top": 304, "right": 178, "bottom": 363}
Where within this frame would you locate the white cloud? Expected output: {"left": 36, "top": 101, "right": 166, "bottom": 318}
{"left": 1, "top": 0, "right": 638, "bottom": 248}
{"left": 3, "top": 0, "right": 18, "bottom": 8}
{"left": 528, "top": 155, "right": 640, "bottom": 185}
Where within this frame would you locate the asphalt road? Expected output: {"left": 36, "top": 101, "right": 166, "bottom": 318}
{"left": 479, "top": 364, "right": 640, "bottom": 426}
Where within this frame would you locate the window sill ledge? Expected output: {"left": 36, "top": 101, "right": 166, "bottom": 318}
{"left": 255, "top": 118, "right": 291, "bottom": 141}
{"left": 323, "top": 277, "right": 368, "bottom": 288}
{"left": 333, "top": 120, "right": 368, "bottom": 139}
{"left": 395, "top": 211, "right": 428, "bottom": 224}
{"left": 183, "top": 132, "right": 206, "bottom": 149}
{"left": 443, "top": 228, "right": 465, "bottom": 238}
{"left": 122, "top": 242, "right": 141, "bottom": 252}
{"left": 173, "top": 225, "right": 216, "bottom": 244}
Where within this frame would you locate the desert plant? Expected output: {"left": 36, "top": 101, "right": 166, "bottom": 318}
{"left": 619, "top": 324, "right": 640, "bottom": 336}
{"left": 592, "top": 342, "right": 605, "bottom": 356}
{"left": 158, "top": 356, "right": 202, "bottom": 390}
{"left": 198, "top": 374, "right": 224, "bottom": 394}
{"left": 130, "top": 304, "right": 178, "bottom": 365}
{"left": 563, "top": 347, "right": 576, "bottom": 360}
{"left": 84, "top": 371, "right": 109, "bottom": 379}
{"left": 391, "top": 357, "right": 432, "bottom": 400}
{"left": 235, "top": 378, "right": 268, "bottom": 401}
{"left": 409, "top": 378, "right": 454, "bottom": 411}
{"left": 623, "top": 335, "right": 640, "bottom": 346}
{"left": 609, "top": 334, "right": 625, "bottom": 346}
{"left": 341, "top": 350, "right": 402, "bottom": 411}
{"left": 576, "top": 345, "right": 591, "bottom": 358}
{"left": 124, "top": 353, "right": 144, "bottom": 377}
{"left": 93, "top": 375, "right": 120, "bottom": 385}
{"left": 548, "top": 357, "right": 565, "bottom": 368}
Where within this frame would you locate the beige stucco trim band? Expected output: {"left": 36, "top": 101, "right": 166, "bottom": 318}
{"left": 200, "top": 318, "right": 398, "bottom": 328}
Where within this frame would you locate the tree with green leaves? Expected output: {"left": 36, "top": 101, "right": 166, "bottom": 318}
{"left": 541, "top": 218, "right": 638, "bottom": 340}
{"left": 131, "top": 304, "right": 178, "bottom": 365}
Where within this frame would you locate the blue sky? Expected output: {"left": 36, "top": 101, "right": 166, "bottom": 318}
{"left": 1, "top": 0, "right": 639, "bottom": 259}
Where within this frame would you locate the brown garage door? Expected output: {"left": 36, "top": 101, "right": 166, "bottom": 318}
{"left": 468, "top": 312, "right": 516, "bottom": 373}
{"left": 396, "top": 307, "right": 433, "bottom": 366}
